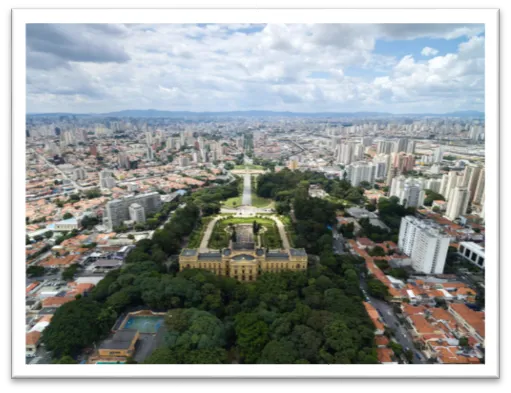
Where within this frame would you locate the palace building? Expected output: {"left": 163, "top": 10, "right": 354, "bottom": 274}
{"left": 179, "top": 241, "right": 307, "bottom": 282}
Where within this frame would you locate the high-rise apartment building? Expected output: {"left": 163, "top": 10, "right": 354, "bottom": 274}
{"left": 99, "top": 170, "right": 116, "bottom": 189}
{"left": 345, "top": 161, "right": 376, "bottom": 187}
{"left": 461, "top": 164, "right": 483, "bottom": 202}
{"left": 129, "top": 203, "right": 146, "bottom": 224}
{"left": 104, "top": 192, "right": 161, "bottom": 230}
{"left": 398, "top": 216, "right": 451, "bottom": 274}
{"left": 445, "top": 187, "right": 470, "bottom": 221}
{"left": 146, "top": 146, "right": 154, "bottom": 161}
{"left": 473, "top": 168, "right": 485, "bottom": 204}
{"left": 390, "top": 176, "right": 425, "bottom": 208}
{"left": 377, "top": 140, "right": 393, "bottom": 155}
{"left": 72, "top": 167, "right": 87, "bottom": 181}
{"left": 433, "top": 147, "right": 444, "bottom": 164}
{"left": 393, "top": 138, "right": 408, "bottom": 154}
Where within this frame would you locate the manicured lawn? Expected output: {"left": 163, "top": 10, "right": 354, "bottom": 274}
{"left": 222, "top": 196, "right": 242, "bottom": 208}
{"left": 250, "top": 193, "right": 272, "bottom": 208}
{"left": 234, "top": 164, "right": 264, "bottom": 170}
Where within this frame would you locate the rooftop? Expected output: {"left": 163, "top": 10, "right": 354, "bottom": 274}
{"left": 99, "top": 329, "right": 138, "bottom": 350}
{"left": 181, "top": 249, "right": 197, "bottom": 257}
{"left": 198, "top": 252, "right": 222, "bottom": 260}
{"left": 289, "top": 248, "right": 307, "bottom": 256}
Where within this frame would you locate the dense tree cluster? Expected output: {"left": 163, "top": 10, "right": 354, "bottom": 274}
{"left": 42, "top": 169, "right": 379, "bottom": 364}
{"left": 186, "top": 180, "right": 239, "bottom": 217}
{"left": 144, "top": 251, "right": 377, "bottom": 364}
{"left": 423, "top": 189, "right": 446, "bottom": 206}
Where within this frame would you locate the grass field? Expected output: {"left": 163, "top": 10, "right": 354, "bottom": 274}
{"left": 250, "top": 193, "right": 273, "bottom": 208}
{"left": 234, "top": 164, "right": 264, "bottom": 170}
{"left": 222, "top": 196, "right": 242, "bottom": 208}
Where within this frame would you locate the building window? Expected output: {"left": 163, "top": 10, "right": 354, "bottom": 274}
{"left": 296, "top": 264, "right": 300, "bottom": 269}
{"left": 186, "top": 264, "right": 190, "bottom": 269}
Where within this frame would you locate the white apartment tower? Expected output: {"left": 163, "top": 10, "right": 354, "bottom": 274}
{"left": 99, "top": 170, "right": 116, "bottom": 189}
{"left": 129, "top": 203, "right": 146, "bottom": 224}
{"left": 145, "top": 132, "right": 153, "bottom": 146}
{"left": 461, "top": 164, "right": 483, "bottom": 202}
{"left": 433, "top": 147, "right": 444, "bottom": 164}
{"left": 398, "top": 216, "right": 451, "bottom": 274}
{"left": 473, "top": 168, "right": 485, "bottom": 204}
{"left": 445, "top": 187, "right": 470, "bottom": 221}
{"left": 104, "top": 192, "right": 161, "bottom": 230}
{"left": 146, "top": 146, "right": 154, "bottom": 161}
{"left": 345, "top": 161, "right": 376, "bottom": 187}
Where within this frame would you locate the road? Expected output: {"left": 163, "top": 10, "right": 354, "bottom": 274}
{"left": 241, "top": 174, "right": 252, "bottom": 206}
{"left": 35, "top": 151, "right": 97, "bottom": 191}
{"left": 359, "top": 277, "right": 424, "bottom": 364}
{"left": 199, "top": 216, "right": 222, "bottom": 250}
{"left": 272, "top": 216, "right": 290, "bottom": 249}
{"left": 331, "top": 226, "right": 345, "bottom": 254}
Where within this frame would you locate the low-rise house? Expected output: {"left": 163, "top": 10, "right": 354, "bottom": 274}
{"left": 374, "top": 336, "right": 390, "bottom": 348}
{"left": 377, "top": 347, "right": 397, "bottom": 364}
{"left": 39, "top": 255, "right": 80, "bottom": 269}
{"left": 26, "top": 331, "right": 41, "bottom": 358}
{"left": 448, "top": 303, "right": 485, "bottom": 345}
{"left": 408, "top": 314, "right": 443, "bottom": 337}
{"left": 41, "top": 296, "right": 74, "bottom": 308}
{"left": 363, "top": 301, "right": 385, "bottom": 335}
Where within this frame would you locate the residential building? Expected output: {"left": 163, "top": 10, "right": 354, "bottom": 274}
{"left": 26, "top": 331, "right": 41, "bottom": 358}
{"left": 461, "top": 164, "right": 482, "bottom": 202}
{"left": 72, "top": 167, "right": 87, "bottom": 181}
{"left": 179, "top": 156, "right": 190, "bottom": 167}
{"left": 345, "top": 161, "right": 376, "bottom": 187}
{"left": 104, "top": 192, "right": 162, "bottom": 230}
{"left": 99, "top": 170, "right": 116, "bottom": 189}
{"left": 445, "top": 187, "right": 470, "bottom": 221}
{"left": 54, "top": 217, "right": 80, "bottom": 232}
{"left": 146, "top": 146, "right": 154, "bottom": 161}
{"left": 377, "top": 140, "right": 394, "bottom": 155}
{"left": 129, "top": 203, "right": 146, "bottom": 224}
{"left": 433, "top": 147, "right": 444, "bottom": 163}
{"left": 458, "top": 242, "right": 485, "bottom": 269}
{"left": 448, "top": 303, "right": 485, "bottom": 345}
{"left": 473, "top": 168, "right": 485, "bottom": 204}
{"left": 398, "top": 216, "right": 451, "bottom": 274}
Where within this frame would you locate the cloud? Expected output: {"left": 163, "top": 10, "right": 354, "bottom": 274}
{"left": 421, "top": 46, "right": 439, "bottom": 57}
{"left": 26, "top": 23, "right": 485, "bottom": 113}
{"left": 26, "top": 24, "right": 131, "bottom": 69}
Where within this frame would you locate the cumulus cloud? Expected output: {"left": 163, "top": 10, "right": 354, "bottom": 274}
{"left": 26, "top": 24, "right": 131, "bottom": 69}
{"left": 421, "top": 46, "right": 439, "bottom": 57}
{"left": 26, "top": 23, "right": 485, "bottom": 113}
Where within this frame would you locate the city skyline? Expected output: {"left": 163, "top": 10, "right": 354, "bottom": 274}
{"left": 27, "top": 23, "right": 485, "bottom": 114}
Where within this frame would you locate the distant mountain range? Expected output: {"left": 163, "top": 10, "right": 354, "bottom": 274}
{"left": 27, "top": 109, "right": 485, "bottom": 119}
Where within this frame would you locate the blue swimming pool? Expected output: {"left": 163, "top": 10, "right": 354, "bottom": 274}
{"left": 123, "top": 316, "right": 163, "bottom": 334}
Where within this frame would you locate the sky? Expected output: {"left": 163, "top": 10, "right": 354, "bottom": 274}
{"left": 26, "top": 23, "right": 485, "bottom": 114}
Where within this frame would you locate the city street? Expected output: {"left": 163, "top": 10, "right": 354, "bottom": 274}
{"left": 331, "top": 226, "right": 345, "bottom": 254}
{"left": 359, "top": 277, "right": 424, "bottom": 364}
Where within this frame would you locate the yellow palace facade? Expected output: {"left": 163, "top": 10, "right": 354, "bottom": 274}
{"left": 179, "top": 241, "right": 307, "bottom": 282}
